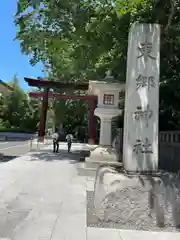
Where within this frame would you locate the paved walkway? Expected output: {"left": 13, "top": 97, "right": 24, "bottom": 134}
{"left": 0, "top": 143, "right": 179, "bottom": 239}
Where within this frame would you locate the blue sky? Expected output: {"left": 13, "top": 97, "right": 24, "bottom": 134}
{"left": 0, "top": 1, "right": 44, "bottom": 91}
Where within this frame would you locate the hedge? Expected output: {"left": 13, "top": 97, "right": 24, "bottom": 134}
{"left": 0, "top": 128, "right": 36, "bottom": 134}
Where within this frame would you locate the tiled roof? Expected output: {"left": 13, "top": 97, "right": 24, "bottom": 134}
{"left": 24, "top": 77, "right": 89, "bottom": 90}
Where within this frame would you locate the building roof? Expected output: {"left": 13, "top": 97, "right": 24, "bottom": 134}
{"left": 24, "top": 77, "right": 89, "bottom": 90}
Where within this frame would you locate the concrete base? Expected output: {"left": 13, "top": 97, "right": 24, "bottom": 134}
{"left": 92, "top": 165, "right": 180, "bottom": 230}
{"left": 77, "top": 146, "right": 121, "bottom": 177}
{"left": 87, "top": 146, "right": 118, "bottom": 162}
{"left": 85, "top": 146, "right": 121, "bottom": 169}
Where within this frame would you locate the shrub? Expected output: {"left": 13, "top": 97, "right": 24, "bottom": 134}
{"left": 0, "top": 127, "right": 35, "bottom": 133}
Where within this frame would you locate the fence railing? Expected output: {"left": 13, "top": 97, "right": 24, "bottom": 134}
{"left": 117, "top": 130, "right": 180, "bottom": 172}
{"left": 159, "top": 131, "right": 180, "bottom": 143}
{"left": 157, "top": 131, "right": 180, "bottom": 172}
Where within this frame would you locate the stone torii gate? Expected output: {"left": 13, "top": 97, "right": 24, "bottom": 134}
{"left": 25, "top": 77, "right": 97, "bottom": 143}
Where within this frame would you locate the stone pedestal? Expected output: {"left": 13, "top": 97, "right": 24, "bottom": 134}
{"left": 95, "top": 107, "right": 123, "bottom": 147}
{"left": 86, "top": 147, "right": 117, "bottom": 163}
{"left": 86, "top": 107, "right": 122, "bottom": 166}
{"left": 99, "top": 118, "right": 111, "bottom": 146}
{"left": 90, "top": 165, "right": 180, "bottom": 231}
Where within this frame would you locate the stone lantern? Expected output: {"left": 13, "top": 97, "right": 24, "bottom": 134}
{"left": 87, "top": 73, "right": 125, "bottom": 164}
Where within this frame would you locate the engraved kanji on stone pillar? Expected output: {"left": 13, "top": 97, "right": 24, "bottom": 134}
{"left": 123, "top": 23, "right": 160, "bottom": 172}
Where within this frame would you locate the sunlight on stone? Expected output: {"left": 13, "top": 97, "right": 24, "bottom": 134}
{"left": 139, "top": 88, "right": 148, "bottom": 109}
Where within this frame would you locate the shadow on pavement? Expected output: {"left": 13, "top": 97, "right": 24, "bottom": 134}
{"left": 29, "top": 148, "right": 85, "bottom": 162}
{"left": 0, "top": 155, "right": 19, "bottom": 162}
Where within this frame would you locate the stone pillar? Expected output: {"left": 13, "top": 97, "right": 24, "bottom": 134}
{"left": 123, "top": 23, "right": 160, "bottom": 172}
{"left": 99, "top": 118, "right": 111, "bottom": 146}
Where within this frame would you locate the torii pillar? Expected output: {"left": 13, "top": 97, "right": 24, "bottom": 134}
{"left": 38, "top": 87, "right": 49, "bottom": 139}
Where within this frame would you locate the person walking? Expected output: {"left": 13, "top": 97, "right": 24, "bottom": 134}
{"left": 66, "top": 133, "right": 73, "bottom": 153}
{"left": 52, "top": 128, "right": 60, "bottom": 153}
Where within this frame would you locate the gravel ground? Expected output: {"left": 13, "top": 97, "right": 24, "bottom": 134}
{"left": 87, "top": 188, "right": 180, "bottom": 232}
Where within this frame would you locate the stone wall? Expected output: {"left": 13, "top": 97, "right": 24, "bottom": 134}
{"left": 0, "top": 132, "right": 36, "bottom": 140}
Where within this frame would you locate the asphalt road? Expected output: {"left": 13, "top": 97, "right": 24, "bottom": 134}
{"left": 0, "top": 140, "right": 51, "bottom": 159}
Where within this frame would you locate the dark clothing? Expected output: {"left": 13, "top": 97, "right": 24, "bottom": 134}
{"left": 53, "top": 139, "right": 59, "bottom": 153}
{"left": 67, "top": 142, "right": 72, "bottom": 153}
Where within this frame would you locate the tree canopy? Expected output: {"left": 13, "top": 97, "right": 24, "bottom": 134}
{"left": 0, "top": 75, "right": 40, "bottom": 131}
{"left": 14, "top": 0, "right": 180, "bottom": 130}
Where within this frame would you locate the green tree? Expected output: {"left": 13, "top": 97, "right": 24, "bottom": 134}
{"left": 63, "top": 99, "right": 88, "bottom": 133}
{"left": 14, "top": 0, "right": 180, "bottom": 130}
{"left": 45, "top": 98, "right": 88, "bottom": 133}
{"left": 1, "top": 75, "right": 26, "bottom": 127}
{"left": 0, "top": 75, "right": 40, "bottom": 131}
{"left": 22, "top": 97, "right": 40, "bottom": 131}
